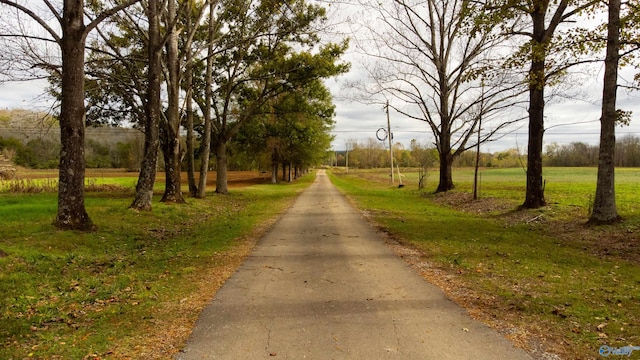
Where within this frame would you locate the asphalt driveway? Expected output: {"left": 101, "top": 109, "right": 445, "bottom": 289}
{"left": 177, "top": 170, "right": 533, "bottom": 359}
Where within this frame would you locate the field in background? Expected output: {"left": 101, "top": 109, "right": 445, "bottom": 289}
{"left": 0, "top": 169, "right": 271, "bottom": 193}
{"left": 329, "top": 167, "right": 640, "bottom": 359}
{"left": 347, "top": 166, "right": 640, "bottom": 218}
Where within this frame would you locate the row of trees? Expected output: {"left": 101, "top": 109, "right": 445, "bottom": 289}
{"left": 0, "top": 135, "right": 142, "bottom": 170}
{"left": 545, "top": 136, "right": 640, "bottom": 167}
{"left": 335, "top": 135, "right": 640, "bottom": 170}
{"left": 349, "top": 0, "right": 640, "bottom": 223}
{"left": 0, "top": 0, "right": 348, "bottom": 230}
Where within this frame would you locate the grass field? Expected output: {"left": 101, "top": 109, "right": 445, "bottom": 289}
{"left": 0, "top": 172, "right": 313, "bottom": 359}
{"left": 1, "top": 167, "right": 638, "bottom": 359}
{"left": 329, "top": 167, "right": 640, "bottom": 359}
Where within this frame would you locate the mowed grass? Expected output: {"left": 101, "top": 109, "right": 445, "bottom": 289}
{"left": 0, "top": 173, "right": 314, "bottom": 359}
{"left": 329, "top": 167, "right": 640, "bottom": 359}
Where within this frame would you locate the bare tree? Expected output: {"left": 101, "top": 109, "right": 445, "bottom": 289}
{"left": 0, "top": 0, "right": 141, "bottom": 230}
{"left": 351, "top": 0, "right": 526, "bottom": 192}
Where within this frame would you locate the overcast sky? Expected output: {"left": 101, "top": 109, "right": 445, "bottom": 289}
{"left": 324, "top": 2, "right": 640, "bottom": 152}
{"left": 326, "top": 64, "right": 640, "bottom": 152}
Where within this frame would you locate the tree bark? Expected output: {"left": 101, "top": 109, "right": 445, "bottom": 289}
{"left": 185, "top": 17, "right": 198, "bottom": 197}
{"left": 436, "top": 123, "right": 454, "bottom": 192}
{"left": 160, "top": 127, "right": 184, "bottom": 202}
{"left": 55, "top": 0, "right": 93, "bottom": 230}
{"left": 589, "top": 0, "right": 622, "bottom": 224}
{"left": 523, "top": 79, "right": 547, "bottom": 208}
{"left": 436, "top": 152, "right": 454, "bottom": 192}
{"left": 196, "top": 0, "right": 216, "bottom": 199}
{"left": 522, "top": 2, "right": 549, "bottom": 209}
{"left": 160, "top": 0, "right": 185, "bottom": 204}
{"left": 131, "top": 0, "right": 161, "bottom": 211}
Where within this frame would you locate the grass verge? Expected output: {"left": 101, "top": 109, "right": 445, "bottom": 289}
{"left": 329, "top": 168, "right": 640, "bottom": 360}
{"left": 0, "top": 173, "right": 314, "bottom": 359}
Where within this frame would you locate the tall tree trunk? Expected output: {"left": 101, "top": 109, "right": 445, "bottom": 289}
{"left": 160, "top": 128, "right": 184, "bottom": 202}
{"left": 590, "top": 0, "right": 622, "bottom": 224}
{"left": 436, "top": 153, "right": 454, "bottom": 192}
{"left": 185, "top": 13, "right": 198, "bottom": 197}
{"left": 55, "top": 0, "right": 93, "bottom": 230}
{"left": 197, "top": 0, "right": 216, "bottom": 199}
{"left": 522, "top": 4, "right": 548, "bottom": 209}
{"left": 436, "top": 126, "right": 454, "bottom": 192}
{"left": 523, "top": 79, "right": 546, "bottom": 208}
{"left": 215, "top": 139, "right": 229, "bottom": 193}
{"left": 131, "top": 0, "right": 161, "bottom": 211}
{"left": 161, "top": 0, "right": 185, "bottom": 204}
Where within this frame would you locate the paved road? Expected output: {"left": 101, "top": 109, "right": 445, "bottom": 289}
{"left": 177, "top": 170, "right": 533, "bottom": 359}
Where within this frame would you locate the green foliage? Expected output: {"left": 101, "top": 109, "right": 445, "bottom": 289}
{"left": 615, "top": 109, "right": 632, "bottom": 127}
{"left": 2, "top": 134, "right": 141, "bottom": 170}
{"left": 0, "top": 136, "right": 24, "bottom": 155}
{"left": 409, "top": 139, "right": 438, "bottom": 168}
{"left": 14, "top": 138, "right": 60, "bottom": 169}
{"left": 86, "top": 139, "right": 112, "bottom": 168}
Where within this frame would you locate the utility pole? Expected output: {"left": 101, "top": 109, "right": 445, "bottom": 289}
{"left": 386, "top": 101, "right": 394, "bottom": 184}
{"left": 345, "top": 141, "right": 350, "bottom": 174}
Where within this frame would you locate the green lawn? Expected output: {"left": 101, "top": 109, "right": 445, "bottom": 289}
{"left": 329, "top": 167, "right": 640, "bottom": 359}
{"left": 0, "top": 174, "right": 313, "bottom": 359}
{"left": 3, "top": 167, "right": 638, "bottom": 359}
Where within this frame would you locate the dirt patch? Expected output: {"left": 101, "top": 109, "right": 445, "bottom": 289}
{"left": 430, "top": 191, "right": 518, "bottom": 215}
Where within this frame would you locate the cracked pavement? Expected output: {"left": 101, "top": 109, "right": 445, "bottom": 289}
{"left": 176, "top": 170, "right": 533, "bottom": 359}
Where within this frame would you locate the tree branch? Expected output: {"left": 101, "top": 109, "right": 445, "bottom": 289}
{"left": 0, "top": 0, "right": 62, "bottom": 43}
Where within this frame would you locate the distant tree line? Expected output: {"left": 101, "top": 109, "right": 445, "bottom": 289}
{"left": 545, "top": 135, "right": 640, "bottom": 167}
{"left": 0, "top": 127, "right": 323, "bottom": 174}
{"left": 0, "top": 136, "right": 139, "bottom": 170}
{"left": 335, "top": 135, "right": 640, "bottom": 169}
